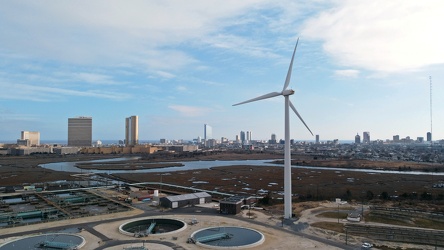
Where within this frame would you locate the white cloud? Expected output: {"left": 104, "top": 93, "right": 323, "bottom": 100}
{"left": 71, "top": 72, "right": 119, "bottom": 85}
{"left": 0, "top": 113, "right": 39, "bottom": 122}
{"left": 334, "top": 69, "right": 359, "bottom": 78}
{"left": 176, "top": 86, "right": 188, "bottom": 92}
{"left": 0, "top": 1, "right": 271, "bottom": 69}
{"left": 154, "top": 71, "right": 176, "bottom": 79}
{"left": 301, "top": 0, "right": 444, "bottom": 72}
{"left": 169, "top": 105, "right": 210, "bottom": 117}
{"left": 0, "top": 82, "right": 129, "bottom": 102}
{"left": 202, "top": 34, "right": 280, "bottom": 59}
{"left": 329, "top": 97, "right": 354, "bottom": 107}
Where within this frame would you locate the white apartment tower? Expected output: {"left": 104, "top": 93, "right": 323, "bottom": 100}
{"left": 68, "top": 117, "right": 92, "bottom": 146}
{"left": 246, "top": 131, "right": 252, "bottom": 141}
{"left": 363, "top": 131, "right": 370, "bottom": 143}
{"left": 125, "top": 115, "right": 139, "bottom": 146}
{"left": 204, "top": 124, "right": 212, "bottom": 146}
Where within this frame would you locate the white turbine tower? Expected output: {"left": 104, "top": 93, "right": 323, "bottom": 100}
{"left": 233, "top": 38, "right": 313, "bottom": 219}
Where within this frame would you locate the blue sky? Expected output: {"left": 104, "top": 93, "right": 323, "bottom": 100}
{"left": 1, "top": 0, "right": 443, "bottom": 142}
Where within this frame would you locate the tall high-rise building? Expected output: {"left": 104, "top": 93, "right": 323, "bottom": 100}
{"left": 246, "top": 131, "right": 251, "bottom": 141}
{"left": 21, "top": 131, "right": 40, "bottom": 146}
{"left": 68, "top": 117, "right": 92, "bottom": 146}
{"left": 363, "top": 131, "right": 370, "bottom": 143}
{"left": 315, "top": 134, "right": 320, "bottom": 144}
{"left": 125, "top": 115, "right": 139, "bottom": 146}
{"left": 269, "top": 133, "right": 277, "bottom": 144}
{"left": 204, "top": 124, "right": 212, "bottom": 146}
{"left": 393, "top": 135, "right": 400, "bottom": 142}
{"left": 427, "top": 132, "right": 432, "bottom": 142}
{"left": 240, "top": 131, "right": 246, "bottom": 142}
{"left": 355, "top": 133, "right": 361, "bottom": 144}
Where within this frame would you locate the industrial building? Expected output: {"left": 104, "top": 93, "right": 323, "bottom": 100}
{"left": 160, "top": 192, "right": 211, "bottom": 209}
{"left": 68, "top": 117, "right": 92, "bottom": 147}
{"left": 219, "top": 195, "right": 256, "bottom": 215}
{"left": 0, "top": 190, "right": 131, "bottom": 227}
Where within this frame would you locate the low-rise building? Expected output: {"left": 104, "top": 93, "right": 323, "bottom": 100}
{"left": 80, "top": 145, "right": 159, "bottom": 154}
{"left": 160, "top": 192, "right": 211, "bottom": 209}
{"left": 8, "top": 147, "right": 52, "bottom": 155}
{"left": 53, "top": 147, "right": 79, "bottom": 155}
{"left": 219, "top": 195, "right": 255, "bottom": 215}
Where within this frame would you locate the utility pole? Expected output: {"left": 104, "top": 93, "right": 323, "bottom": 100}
{"left": 430, "top": 76, "right": 432, "bottom": 142}
{"left": 337, "top": 203, "right": 340, "bottom": 223}
{"left": 430, "top": 76, "right": 433, "bottom": 149}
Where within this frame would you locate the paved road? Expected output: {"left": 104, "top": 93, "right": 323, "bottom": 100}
{"left": 0, "top": 206, "right": 359, "bottom": 249}
{"left": 95, "top": 239, "right": 185, "bottom": 250}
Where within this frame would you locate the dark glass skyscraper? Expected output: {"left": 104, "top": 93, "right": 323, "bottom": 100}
{"left": 68, "top": 117, "right": 92, "bottom": 146}
{"left": 427, "top": 132, "right": 432, "bottom": 142}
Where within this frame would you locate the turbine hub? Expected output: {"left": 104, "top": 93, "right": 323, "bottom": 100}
{"left": 282, "top": 89, "right": 295, "bottom": 96}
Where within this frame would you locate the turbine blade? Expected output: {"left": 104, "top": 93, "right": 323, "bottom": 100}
{"left": 233, "top": 92, "right": 281, "bottom": 106}
{"left": 289, "top": 100, "right": 314, "bottom": 136}
{"left": 282, "top": 38, "right": 299, "bottom": 92}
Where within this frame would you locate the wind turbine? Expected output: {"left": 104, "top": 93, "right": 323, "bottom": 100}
{"left": 233, "top": 38, "right": 313, "bottom": 219}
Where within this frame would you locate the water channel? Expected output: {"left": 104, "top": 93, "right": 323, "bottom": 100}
{"left": 39, "top": 158, "right": 444, "bottom": 176}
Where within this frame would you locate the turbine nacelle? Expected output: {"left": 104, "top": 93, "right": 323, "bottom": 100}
{"left": 282, "top": 89, "right": 294, "bottom": 96}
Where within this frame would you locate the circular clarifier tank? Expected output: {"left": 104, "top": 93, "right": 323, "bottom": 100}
{"left": 191, "top": 226, "right": 265, "bottom": 249}
{"left": 119, "top": 218, "right": 187, "bottom": 237}
{"left": 0, "top": 233, "right": 85, "bottom": 250}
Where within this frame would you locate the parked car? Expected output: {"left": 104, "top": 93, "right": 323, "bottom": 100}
{"left": 362, "top": 242, "right": 373, "bottom": 249}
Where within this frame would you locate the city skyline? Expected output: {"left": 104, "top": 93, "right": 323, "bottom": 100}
{"left": 1, "top": 1, "right": 443, "bottom": 142}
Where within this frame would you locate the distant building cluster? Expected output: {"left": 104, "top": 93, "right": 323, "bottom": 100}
{"left": 353, "top": 131, "right": 434, "bottom": 145}
{"left": 0, "top": 115, "right": 204, "bottom": 156}
{"left": 237, "top": 130, "right": 252, "bottom": 144}
{"left": 1, "top": 115, "right": 442, "bottom": 157}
